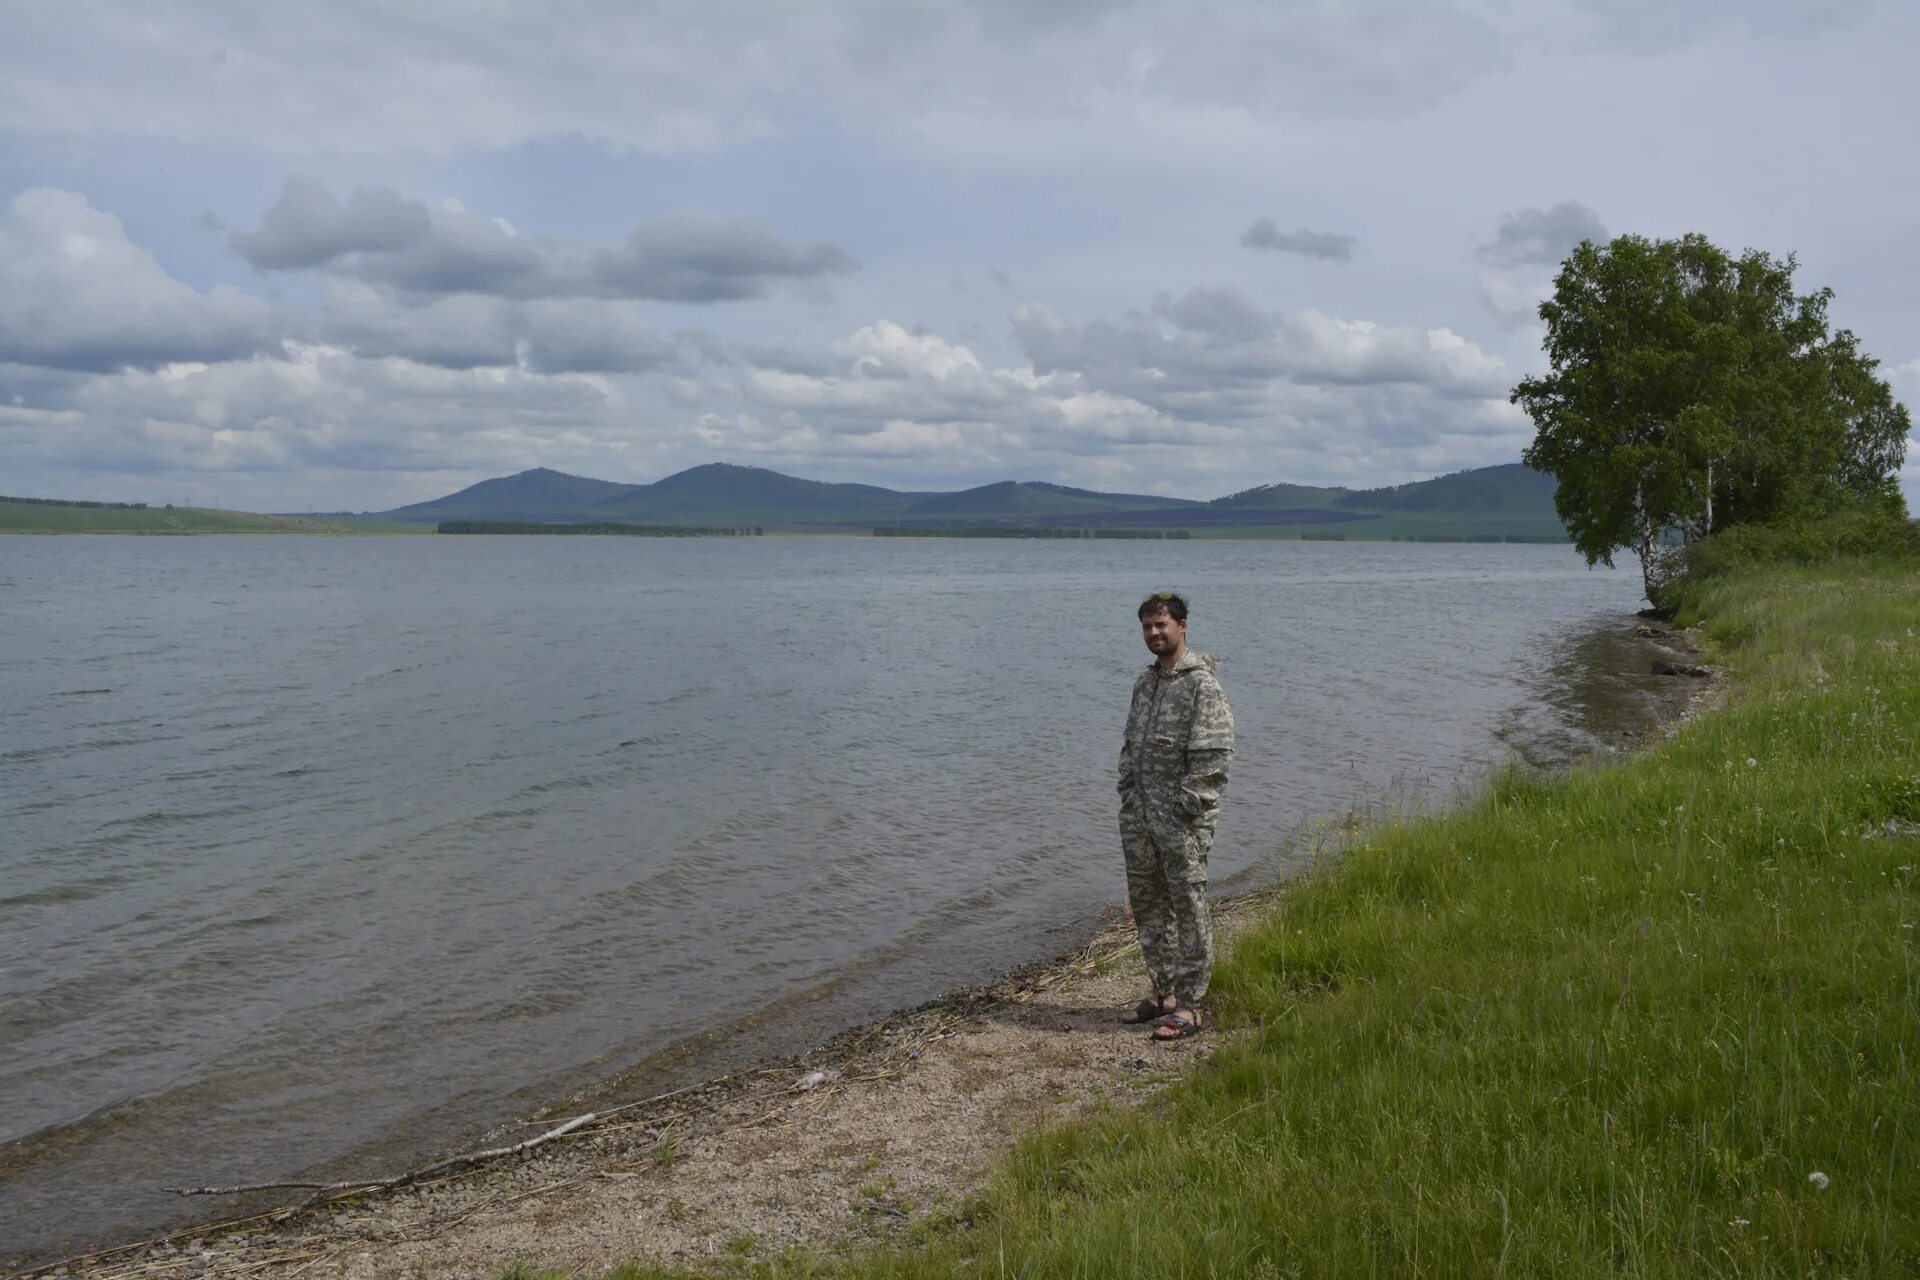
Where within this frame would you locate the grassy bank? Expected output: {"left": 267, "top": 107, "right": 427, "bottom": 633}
{"left": 0, "top": 498, "right": 358, "bottom": 534}
{"left": 553, "top": 560, "right": 1917, "bottom": 1279}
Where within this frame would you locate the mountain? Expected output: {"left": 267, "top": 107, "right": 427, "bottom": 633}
{"left": 1336, "top": 463, "right": 1557, "bottom": 514}
{"left": 375, "top": 461, "right": 1565, "bottom": 537}
{"left": 904, "top": 480, "right": 1201, "bottom": 520}
{"left": 1209, "top": 481, "right": 1353, "bottom": 510}
{"left": 588, "top": 463, "right": 909, "bottom": 524}
{"left": 387, "top": 467, "right": 640, "bottom": 522}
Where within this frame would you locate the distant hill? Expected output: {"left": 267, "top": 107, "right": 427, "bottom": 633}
{"left": 1335, "top": 463, "right": 1557, "bottom": 514}
{"left": 387, "top": 467, "right": 641, "bottom": 522}
{"left": 372, "top": 461, "right": 1567, "bottom": 539}
{"left": 1210, "top": 481, "right": 1353, "bottom": 510}
{"left": 589, "top": 463, "right": 908, "bottom": 524}
{"left": 904, "top": 480, "right": 1201, "bottom": 520}
{"left": 0, "top": 496, "right": 356, "bottom": 535}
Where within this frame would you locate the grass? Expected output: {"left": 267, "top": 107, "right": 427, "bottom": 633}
{"left": 0, "top": 498, "right": 363, "bottom": 534}
{"left": 536, "top": 559, "right": 1920, "bottom": 1278}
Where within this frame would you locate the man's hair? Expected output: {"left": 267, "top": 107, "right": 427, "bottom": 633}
{"left": 1137, "top": 591, "right": 1188, "bottom": 622}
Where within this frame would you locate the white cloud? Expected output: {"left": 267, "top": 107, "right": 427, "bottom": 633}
{"left": 0, "top": 189, "right": 290, "bottom": 372}
{"left": 707, "top": 304, "right": 1525, "bottom": 494}
{"left": 1479, "top": 271, "right": 1553, "bottom": 331}
{"left": 11, "top": 345, "right": 631, "bottom": 482}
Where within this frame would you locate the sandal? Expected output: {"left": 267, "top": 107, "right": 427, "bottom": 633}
{"left": 1152, "top": 1008, "right": 1202, "bottom": 1040}
{"left": 1119, "top": 996, "right": 1171, "bottom": 1025}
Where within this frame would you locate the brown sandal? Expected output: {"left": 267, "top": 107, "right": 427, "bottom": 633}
{"left": 1120, "top": 996, "right": 1171, "bottom": 1024}
{"left": 1152, "top": 1008, "right": 1202, "bottom": 1040}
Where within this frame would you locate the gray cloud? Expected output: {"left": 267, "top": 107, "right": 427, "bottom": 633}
{"left": 230, "top": 180, "right": 857, "bottom": 303}
{"left": 0, "top": 188, "right": 291, "bottom": 373}
{"left": 317, "top": 286, "right": 685, "bottom": 375}
{"left": 0, "top": 4, "right": 1514, "bottom": 158}
{"left": 516, "top": 302, "right": 683, "bottom": 375}
{"left": 586, "top": 211, "right": 858, "bottom": 304}
{"left": 229, "top": 178, "right": 432, "bottom": 270}
{"left": 318, "top": 288, "right": 519, "bottom": 369}
{"left": 1477, "top": 200, "right": 1608, "bottom": 267}
{"left": 1240, "top": 217, "right": 1356, "bottom": 261}
{"left": 1153, "top": 287, "right": 1275, "bottom": 342}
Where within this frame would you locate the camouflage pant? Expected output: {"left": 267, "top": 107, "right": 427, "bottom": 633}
{"left": 1119, "top": 803, "right": 1214, "bottom": 1006}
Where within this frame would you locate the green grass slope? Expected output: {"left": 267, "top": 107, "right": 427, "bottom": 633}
{"left": 1209, "top": 480, "right": 1355, "bottom": 509}
{"left": 555, "top": 558, "right": 1920, "bottom": 1277}
{"left": 0, "top": 499, "right": 354, "bottom": 534}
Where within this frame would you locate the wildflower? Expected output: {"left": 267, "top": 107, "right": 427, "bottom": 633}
{"left": 1729, "top": 1218, "right": 1750, "bottom": 1228}
{"left": 1746, "top": 758, "right": 1758, "bottom": 767}
{"left": 1808, "top": 1171, "right": 1830, "bottom": 1190}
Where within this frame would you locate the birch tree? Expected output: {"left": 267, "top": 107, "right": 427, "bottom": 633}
{"left": 1513, "top": 233, "right": 1910, "bottom": 599}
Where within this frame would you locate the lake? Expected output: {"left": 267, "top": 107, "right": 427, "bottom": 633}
{"left": 0, "top": 535, "right": 1657, "bottom": 1261}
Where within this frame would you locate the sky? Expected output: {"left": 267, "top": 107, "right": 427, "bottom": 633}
{"left": 2, "top": 0, "right": 1916, "bottom": 512}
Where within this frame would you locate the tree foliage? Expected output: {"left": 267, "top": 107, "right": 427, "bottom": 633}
{"left": 1512, "top": 233, "right": 1911, "bottom": 596}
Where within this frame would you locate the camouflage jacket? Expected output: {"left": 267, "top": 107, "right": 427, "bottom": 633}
{"left": 1118, "top": 649, "right": 1234, "bottom": 836}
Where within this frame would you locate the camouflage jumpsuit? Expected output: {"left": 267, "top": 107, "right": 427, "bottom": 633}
{"left": 1117, "top": 649, "right": 1234, "bottom": 1006}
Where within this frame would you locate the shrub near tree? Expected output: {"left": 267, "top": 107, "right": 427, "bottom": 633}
{"left": 1512, "top": 233, "right": 1911, "bottom": 600}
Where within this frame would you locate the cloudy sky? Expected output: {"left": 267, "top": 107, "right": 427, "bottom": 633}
{"left": 3, "top": 1, "right": 1916, "bottom": 511}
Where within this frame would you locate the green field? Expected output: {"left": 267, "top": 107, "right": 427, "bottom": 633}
{"left": 551, "top": 557, "right": 1919, "bottom": 1277}
{"left": 0, "top": 499, "right": 361, "bottom": 534}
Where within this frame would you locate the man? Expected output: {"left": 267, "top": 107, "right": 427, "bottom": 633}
{"left": 1116, "top": 591, "right": 1234, "bottom": 1040}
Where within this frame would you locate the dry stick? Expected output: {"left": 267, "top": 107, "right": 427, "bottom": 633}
{"left": 26, "top": 1202, "right": 325, "bottom": 1277}
{"left": 163, "top": 1073, "right": 735, "bottom": 1201}
{"left": 164, "top": 1112, "right": 598, "bottom": 1199}
{"left": 164, "top": 1175, "right": 384, "bottom": 1197}
{"left": 278, "top": 1247, "right": 343, "bottom": 1279}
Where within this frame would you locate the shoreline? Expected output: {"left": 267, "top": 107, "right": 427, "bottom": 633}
{"left": 11, "top": 613, "right": 1708, "bottom": 1278}
{"left": 21, "top": 904, "right": 1261, "bottom": 1278}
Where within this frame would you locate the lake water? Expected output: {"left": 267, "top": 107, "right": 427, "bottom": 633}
{"left": 0, "top": 536, "right": 1657, "bottom": 1261}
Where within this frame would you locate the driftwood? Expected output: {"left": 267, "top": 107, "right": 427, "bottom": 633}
{"left": 166, "top": 1112, "right": 598, "bottom": 1197}
{"left": 162, "top": 1071, "right": 744, "bottom": 1199}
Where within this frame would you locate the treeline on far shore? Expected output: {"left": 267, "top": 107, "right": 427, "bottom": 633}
{"left": 873, "top": 526, "right": 1191, "bottom": 539}
{"left": 2, "top": 494, "right": 162, "bottom": 510}
{"left": 436, "top": 520, "right": 762, "bottom": 536}
{"left": 1393, "top": 532, "right": 1568, "bottom": 543}
{"left": 1300, "top": 530, "right": 1569, "bottom": 543}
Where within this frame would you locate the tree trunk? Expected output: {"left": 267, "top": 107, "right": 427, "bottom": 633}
{"left": 1635, "top": 479, "right": 1660, "bottom": 602}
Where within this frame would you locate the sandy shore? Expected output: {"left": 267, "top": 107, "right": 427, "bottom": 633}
{"left": 18, "top": 616, "right": 1713, "bottom": 1280}
{"left": 28, "top": 902, "right": 1275, "bottom": 1280}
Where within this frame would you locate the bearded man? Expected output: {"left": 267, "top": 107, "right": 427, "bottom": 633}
{"left": 1116, "top": 591, "right": 1234, "bottom": 1040}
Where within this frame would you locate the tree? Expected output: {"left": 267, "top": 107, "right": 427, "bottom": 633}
{"left": 1513, "top": 233, "right": 1911, "bottom": 599}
